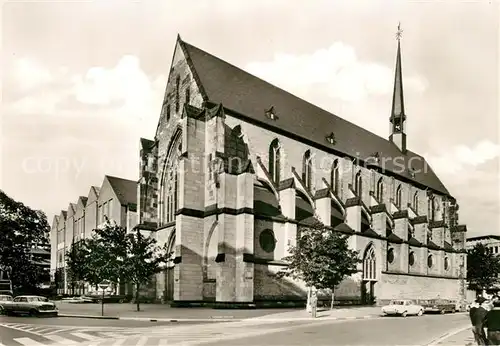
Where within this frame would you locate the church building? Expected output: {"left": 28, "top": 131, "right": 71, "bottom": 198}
{"left": 135, "top": 32, "right": 468, "bottom": 307}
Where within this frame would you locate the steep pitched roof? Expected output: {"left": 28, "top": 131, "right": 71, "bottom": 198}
{"left": 179, "top": 38, "right": 450, "bottom": 196}
{"left": 77, "top": 196, "right": 88, "bottom": 207}
{"left": 105, "top": 176, "right": 137, "bottom": 206}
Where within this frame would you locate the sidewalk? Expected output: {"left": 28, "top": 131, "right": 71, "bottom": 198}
{"left": 432, "top": 326, "right": 474, "bottom": 346}
{"left": 55, "top": 301, "right": 303, "bottom": 321}
{"left": 247, "top": 306, "right": 383, "bottom": 321}
{"left": 55, "top": 302, "right": 383, "bottom": 322}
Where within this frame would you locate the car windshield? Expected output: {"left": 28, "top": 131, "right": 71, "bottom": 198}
{"left": 28, "top": 297, "right": 48, "bottom": 302}
{"left": 391, "top": 300, "right": 405, "bottom": 305}
{"left": 0, "top": 295, "right": 12, "bottom": 301}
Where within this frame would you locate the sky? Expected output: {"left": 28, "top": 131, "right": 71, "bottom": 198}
{"left": 0, "top": 0, "right": 498, "bottom": 237}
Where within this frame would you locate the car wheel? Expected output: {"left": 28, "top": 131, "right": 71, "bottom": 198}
{"left": 401, "top": 311, "right": 407, "bottom": 317}
{"left": 440, "top": 309, "right": 445, "bottom": 314}
{"left": 0, "top": 306, "right": 3, "bottom": 315}
{"left": 28, "top": 309, "right": 38, "bottom": 317}
{"left": 118, "top": 299, "right": 124, "bottom": 304}
{"left": 418, "top": 309, "right": 423, "bottom": 316}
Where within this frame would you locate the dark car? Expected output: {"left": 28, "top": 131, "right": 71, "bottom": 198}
{"left": 422, "top": 299, "right": 457, "bottom": 314}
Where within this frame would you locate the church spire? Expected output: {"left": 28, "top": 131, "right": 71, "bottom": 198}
{"left": 389, "top": 22, "right": 407, "bottom": 153}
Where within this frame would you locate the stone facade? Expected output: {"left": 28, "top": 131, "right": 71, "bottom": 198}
{"left": 135, "top": 36, "right": 468, "bottom": 306}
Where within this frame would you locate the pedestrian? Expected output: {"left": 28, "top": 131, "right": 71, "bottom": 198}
{"left": 471, "top": 296, "right": 489, "bottom": 345}
{"left": 487, "top": 300, "right": 500, "bottom": 345}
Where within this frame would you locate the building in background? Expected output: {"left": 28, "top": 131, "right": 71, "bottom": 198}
{"left": 50, "top": 175, "right": 137, "bottom": 295}
{"left": 466, "top": 235, "right": 500, "bottom": 254}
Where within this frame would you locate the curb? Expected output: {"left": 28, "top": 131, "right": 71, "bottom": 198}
{"left": 246, "top": 314, "right": 379, "bottom": 322}
{"left": 58, "top": 314, "right": 243, "bottom": 322}
{"left": 424, "top": 325, "right": 471, "bottom": 346}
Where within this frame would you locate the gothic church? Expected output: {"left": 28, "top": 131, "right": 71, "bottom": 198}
{"left": 135, "top": 33, "right": 468, "bottom": 306}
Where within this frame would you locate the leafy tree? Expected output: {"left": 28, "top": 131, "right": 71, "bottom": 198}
{"left": 66, "top": 240, "right": 91, "bottom": 295}
{"left": 87, "top": 218, "right": 128, "bottom": 291}
{"left": 124, "top": 229, "right": 171, "bottom": 311}
{"left": 278, "top": 224, "right": 361, "bottom": 311}
{"left": 0, "top": 190, "right": 50, "bottom": 292}
{"left": 467, "top": 243, "right": 500, "bottom": 291}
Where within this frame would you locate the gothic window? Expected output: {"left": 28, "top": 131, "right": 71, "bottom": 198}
{"left": 185, "top": 87, "right": 190, "bottom": 106}
{"left": 302, "top": 150, "right": 312, "bottom": 190}
{"left": 387, "top": 248, "right": 395, "bottom": 264}
{"left": 395, "top": 185, "right": 402, "bottom": 208}
{"left": 413, "top": 191, "right": 419, "bottom": 214}
{"left": 162, "top": 132, "right": 181, "bottom": 224}
{"left": 268, "top": 139, "right": 281, "bottom": 184}
{"left": 330, "top": 159, "right": 339, "bottom": 194}
{"left": 363, "top": 245, "right": 376, "bottom": 281}
{"left": 354, "top": 171, "right": 362, "bottom": 197}
{"left": 409, "top": 252, "right": 415, "bottom": 266}
{"left": 430, "top": 196, "right": 436, "bottom": 221}
{"left": 444, "top": 257, "right": 450, "bottom": 271}
{"left": 427, "top": 254, "right": 434, "bottom": 268}
{"left": 175, "top": 75, "right": 180, "bottom": 113}
{"left": 376, "top": 178, "right": 384, "bottom": 202}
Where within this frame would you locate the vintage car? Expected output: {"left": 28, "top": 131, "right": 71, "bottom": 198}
{"left": 63, "top": 296, "right": 98, "bottom": 304}
{"left": 1, "top": 295, "right": 58, "bottom": 317}
{"left": 422, "top": 299, "right": 458, "bottom": 314}
{"left": 381, "top": 299, "right": 424, "bottom": 317}
{"left": 0, "top": 294, "right": 13, "bottom": 314}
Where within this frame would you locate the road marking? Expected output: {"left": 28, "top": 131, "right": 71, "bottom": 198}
{"left": 425, "top": 325, "right": 472, "bottom": 346}
{"left": 110, "top": 338, "right": 127, "bottom": 346}
{"left": 44, "top": 334, "right": 78, "bottom": 344}
{"left": 71, "top": 332, "right": 99, "bottom": 341}
{"left": 136, "top": 336, "right": 148, "bottom": 346}
{"left": 13, "top": 338, "right": 45, "bottom": 345}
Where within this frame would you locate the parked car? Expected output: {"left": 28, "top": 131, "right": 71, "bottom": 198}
{"left": 0, "top": 294, "right": 13, "bottom": 315}
{"left": 85, "top": 294, "right": 129, "bottom": 304}
{"left": 381, "top": 299, "right": 424, "bottom": 317}
{"left": 63, "top": 296, "right": 98, "bottom": 304}
{"left": 422, "top": 299, "right": 457, "bottom": 314}
{"left": 1, "top": 295, "right": 58, "bottom": 317}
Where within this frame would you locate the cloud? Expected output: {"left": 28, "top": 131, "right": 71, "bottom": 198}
{"left": 245, "top": 42, "right": 428, "bottom": 103}
{"left": 12, "top": 57, "right": 53, "bottom": 92}
{"left": 425, "top": 140, "right": 500, "bottom": 177}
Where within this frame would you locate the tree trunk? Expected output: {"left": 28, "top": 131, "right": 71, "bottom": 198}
{"left": 135, "top": 284, "right": 140, "bottom": 312}
{"left": 330, "top": 288, "right": 335, "bottom": 310}
{"left": 306, "top": 287, "right": 312, "bottom": 313}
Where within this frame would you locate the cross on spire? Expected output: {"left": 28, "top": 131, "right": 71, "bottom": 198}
{"left": 396, "top": 22, "right": 403, "bottom": 41}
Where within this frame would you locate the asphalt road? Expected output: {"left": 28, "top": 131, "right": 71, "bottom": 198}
{"left": 0, "top": 315, "right": 223, "bottom": 346}
{"left": 194, "top": 314, "right": 471, "bottom": 346}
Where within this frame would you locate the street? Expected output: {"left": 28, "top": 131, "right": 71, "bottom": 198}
{"left": 0, "top": 316, "right": 221, "bottom": 346}
{"left": 0, "top": 312, "right": 471, "bottom": 346}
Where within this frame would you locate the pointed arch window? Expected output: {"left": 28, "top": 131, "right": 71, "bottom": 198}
{"left": 363, "top": 245, "right": 376, "bottom": 281}
{"left": 302, "top": 150, "right": 312, "bottom": 190}
{"left": 395, "top": 185, "right": 402, "bottom": 208}
{"left": 413, "top": 191, "right": 419, "bottom": 214}
{"left": 376, "top": 178, "right": 384, "bottom": 203}
{"left": 175, "top": 75, "right": 180, "bottom": 113}
{"left": 430, "top": 196, "right": 436, "bottom": 221}
{"left": 268, "top": 139, "right": 281, "bottom": 184}
{"left": 330, "top": 159, "right": 339, "bottom": 194}
{"left": 162, "top": 133, "right": 182, "bottom": 224}
{"left": 185, "top": 87, "right": 190, "bottom": 106}
{"left": 354, "top": 171, "right": 362, "bottom": 197}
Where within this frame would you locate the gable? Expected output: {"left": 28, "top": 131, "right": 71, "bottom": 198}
{"left": 155, "top": 37, "right": 205, "bottom": 140}
{"left": 76, "top": 196, "right": 88, "bottom": 209}
{"left": 103, "top": 175, "right": 137, "bottom": 206}
{"left": 67, "top": 203, "right": 76, "bottom": 218}
{"left": 180, "top": 39, "right": 450, "bottom": 196}
{"left": 87, "top": 186, "right": 100, "bottom": 204}
{"left": 59, "top": 210, "right": 67, "bottom": 222}
{"left": 51, "top": 215, "right": 60, "bottom": 229}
